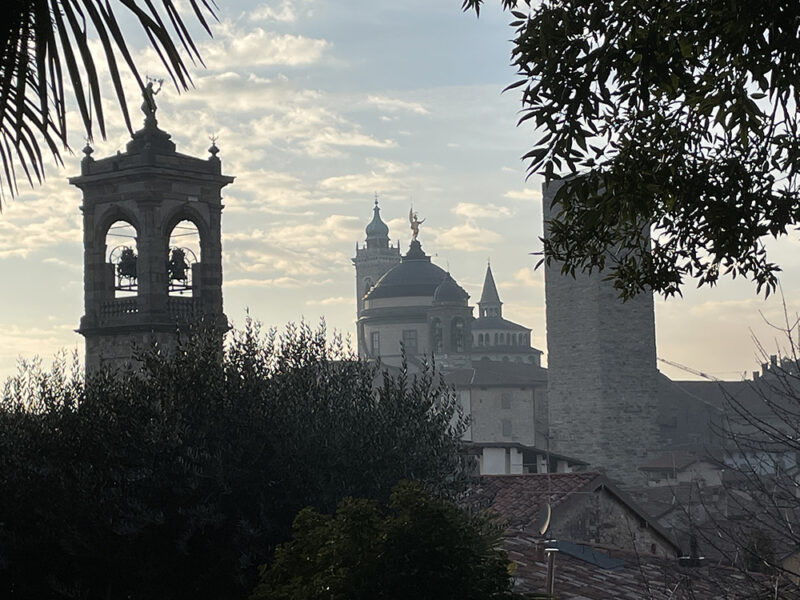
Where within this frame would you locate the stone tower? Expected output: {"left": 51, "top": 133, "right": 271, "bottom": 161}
{"left": 71, "top": 94, "right": 234, "bottom": 372}
{"left": 543, "top": 180, "right": 659, "bottom": 486}
{"left": 352, "top": 197, "right": 400, "bottom": 355}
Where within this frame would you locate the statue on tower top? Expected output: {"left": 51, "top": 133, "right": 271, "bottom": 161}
{"left": 409, "top": 208, "right": 425, "bottom": 240}
{"left": 141, "top": 76, "right": 163, "bottom": 126}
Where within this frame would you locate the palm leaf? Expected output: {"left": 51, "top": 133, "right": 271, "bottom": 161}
{"left": 0, "top": 0, "right": 218, "bottom": 210}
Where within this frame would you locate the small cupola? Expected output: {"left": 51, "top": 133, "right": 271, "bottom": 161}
{"left": 433, "top": 272, "right": 469, "bottom": 306}
{"left": 365, "top": 197, "right": 390, "bottom": 248}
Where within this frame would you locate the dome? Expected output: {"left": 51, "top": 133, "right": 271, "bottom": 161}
{"left": 433, "top": 272, "right": 469, "bottom": 305}
{"left": 365, "top": 240, "right": 447, "bottom": 300}
{"left": 365, "top": 201, "right": 389, "bottom": 240}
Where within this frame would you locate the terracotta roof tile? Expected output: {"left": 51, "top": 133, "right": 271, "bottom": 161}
{"left": 466, "top": 473, "right": 602, "bottom": 531}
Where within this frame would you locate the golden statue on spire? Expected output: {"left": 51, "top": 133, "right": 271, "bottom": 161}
{"left": 409, "top": 208, "right": 425, "bottom": 240}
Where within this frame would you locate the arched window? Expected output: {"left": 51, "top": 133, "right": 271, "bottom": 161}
{"left": 167, "top": 220, "right": 201, "bottom": 297}
{"left": 451, "top": 317, "right": 465, "bottom": 353}
{"left": 499, "top": 332, "right": 505, "bottom": 345}
{"left": 431, "top": 318, "right": 443, "bottom": 353}
{"left": 478, "top": 333, "right": 484, "bottom": 346}
{"left": 106, "top": 220, "right": 138, "bottom": 299}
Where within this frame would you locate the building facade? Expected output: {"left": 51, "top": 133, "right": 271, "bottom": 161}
{"left": 352, "top": 203, "right": 548, "bottom": 459}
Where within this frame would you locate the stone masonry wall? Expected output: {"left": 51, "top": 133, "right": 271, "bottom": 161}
{"left": 555, "top": 487, "right": 675, "bottom": 558}
{"left": 543, "top": 181, "right": 659, "bottom": 486}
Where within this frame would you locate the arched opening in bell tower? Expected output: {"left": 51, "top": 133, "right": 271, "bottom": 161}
{"left": 106, "top": 220, "right": 139, "bottom": 299}
{"left": 167, "top": 219, "right": 201, "bottom": 297}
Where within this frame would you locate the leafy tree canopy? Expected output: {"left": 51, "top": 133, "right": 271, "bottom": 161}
{"left": 465, "top": 0, "right": 800, "bottom": 298}
{"left": 0, "top": 320, "right": 469, "bottom": 599}
{"left": 251, "top": 481, "right": 522, "bottom": 600}
{"left": 0, "top": 1, "right": 216, "bottom": 205}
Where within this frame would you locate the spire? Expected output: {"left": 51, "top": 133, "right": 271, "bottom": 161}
{"left": 365, "top": 194, "right": 390, "bottom": 249}
{"left": 478, "top": 262, "right": 502, "bottom": 318}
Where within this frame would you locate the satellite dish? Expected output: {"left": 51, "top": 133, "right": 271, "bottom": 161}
{"left": 535, "top": 503, "right": 552, "bottom": 536}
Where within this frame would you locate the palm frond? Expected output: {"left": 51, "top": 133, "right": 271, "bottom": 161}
{"left": 0, "top": 0, "right": 218, "bottom": 210}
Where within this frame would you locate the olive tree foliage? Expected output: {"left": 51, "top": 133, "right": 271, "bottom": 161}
{"left": 0, "top": 320, "right": 469, "bottom": 600}
{"left": 251, "top": 481, "right": 525, "bottom": 600}
{"left": 464, "top": 0, "right": 800, "bottom": 298}
{"left": 0, "top": 0, "right": 217, "bottom": 205}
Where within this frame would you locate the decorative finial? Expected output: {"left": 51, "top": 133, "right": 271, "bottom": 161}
{"left": 409, "top": 207, "right": 425, "bottom": 241}
{"left": 141, "top": 75, "right": 164, "bottom": 127}
{"left": 208, "top": 133, "right": 219, "bottom": 157}
{"left": 374, "top": 191, "right": 379, "bottom": 206}
{"left": 82, "top": 139, "right": 94, "bottom": 158}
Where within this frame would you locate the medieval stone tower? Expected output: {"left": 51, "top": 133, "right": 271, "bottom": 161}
{"left": 543, "top": 180, "right": 659, "bottom": 485}
{"left": 352, "top": 198, "right": 401, "bottom": 355}
{"left": 71, "top": 92, "right": 233, "bottom": 372}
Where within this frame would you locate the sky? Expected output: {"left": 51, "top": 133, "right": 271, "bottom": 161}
{"left": 1, "top": 0, "right": 799, "bottom": 383}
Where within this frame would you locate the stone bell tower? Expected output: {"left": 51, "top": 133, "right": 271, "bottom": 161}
{"left": 352, "top": 196, "right": 401, "bottom": 355}
{"left": 71, "top": 87, "right": 234, "bottom": 372}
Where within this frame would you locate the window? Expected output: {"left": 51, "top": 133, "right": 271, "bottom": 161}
{"left": 370, "top": 331, "right": 380, "bottom": 356}
{"left": 402, "top": 329, "right": 418, "bottom": 354}
{"left": 451, "top": 317, "right": 465, "bottom": 352}
{"left": 501, "top": 392, "right": 512, "bottom": 409}
{"left": 431, "top": 318, "right": 443, "bottom": 353}
{"left": 502, "top": 419, "right": 512, "bottom": 437}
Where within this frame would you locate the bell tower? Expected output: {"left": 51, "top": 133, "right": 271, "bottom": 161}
{"left": 352, "top": 196, "right": 400, "bottom": 355}
{"left": 71, "top": 88, "right": 234, "bottom": 372}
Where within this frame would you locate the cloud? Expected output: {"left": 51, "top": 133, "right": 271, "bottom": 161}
{"left": 434, "top": 223, "right": 500, "bottom": 252}
{"left": 0, "top": 323, "right": 81, "bottom": 366}
{"left": 452, "top": 202, "right": 512, "bottom": 219}
{"left": 249, "top": 1, "right": 299, "bottom": 22}
{"left": 504, "top": 188, "right": 542, "bottom": 202}
{"left": 43, "top": 257, "right": 82, "bottom": 271}
{"left": 0, "top": 179, "right": 82, "bottom": 259}
{"left": 306, "top": 296, "right": 351, "bottom": 306}
{"left": 270, "top": 215, "right": 362, "bottom": 247}
{"left": 320, "top": 172, "right": 402, "bottom": 195}
{"left": 202, "top": 25, "right": 328, "bottom": 69}
{"left": 502, "top": 267, "right": 543, "bottom": 289}
{"left": 367, "top": 95, "right": 429, "bottom": 115}
{"left": 226, "top": 277, "right": 308, "bottom": 289}
{"left": 243, "top": 108, "right": 395, "bottom": 158}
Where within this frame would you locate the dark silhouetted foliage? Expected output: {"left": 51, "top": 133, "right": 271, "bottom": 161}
{"left": 251, "top": 480, "right": 522, "bottom": 600}
{"left": 0, "top": 320, "right": 469, "bottom": 599}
